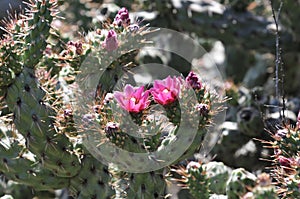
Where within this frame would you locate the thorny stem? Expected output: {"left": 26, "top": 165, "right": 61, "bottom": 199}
{"left": 270, "top": 0, "right": 286, "bottom": 124}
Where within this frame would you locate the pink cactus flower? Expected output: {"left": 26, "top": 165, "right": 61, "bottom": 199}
{"left": 278, "top": 156, "right": 294, "bottom": 168}
{"left": 186, "top": 71, "right": 202, "bottom": 90}
{"left": 150, "top": 76, "right": 181, "bottom": 105}
{"left": 114, "top": 84, "right": 150, "bottom": 113}
{"left": 103, "top": 30, "right": 118, "bottom": 52}
{"left": 113, "top": 7, "right": 130, "bottom": 27}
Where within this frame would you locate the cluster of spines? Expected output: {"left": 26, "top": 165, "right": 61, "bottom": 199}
{"left": 101, "top": 71, "right": 218, "bottom": 198}
{"left": 225, "top": 168, "right": 257, "bottom": 199}
{"left": 0, "top": 2, "right": 169, "bottom": 198}
{"left": 0, "top": 1, "right": 233, "bottom": 198}
{"left": 171, "top": 161, "right": 211, "bottom": 199}
{"left": 22, "top": 0, "right": 58, "bottom": 68}
{"left": 126, "top": 171, "right": 166, "bottom": 199}
{"left": 0, "top": 0, "right": 117, "bottom": 198}
{"left": 171, "top": 161, "right": 279, "bottom": 198}
{"left": 243, "top": 173, "right": 278, "bottom": 199}
{"left": 264, "top": 124, "right": 300, "bottom": 198}
{"left": 0, "top": 35, "right": 21, "bottom": 89}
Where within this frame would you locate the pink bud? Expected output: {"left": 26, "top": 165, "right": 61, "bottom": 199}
{"left": 278, "top": 156, "right": 293, "bottom": 167}
{"left": 103, "top": 30, "right": 118, "bottom": 52}
{"left": 196, "top": 103, "right": 209, "bottom": 116}
{"left": 105, "top": 122, "right": 120, "bottom": 136}
{"left": 186, "top": 71, "right": 202, "bottom": 90}
{"left": 113, "top": 7, "right": 130, "bottom": 27}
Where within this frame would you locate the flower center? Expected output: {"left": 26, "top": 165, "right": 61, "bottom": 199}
{"left": 163, "top": 88, "right": 169, "bottom": 93}
{"left": 130, "top": 97, "right": 137, "bottom": 103}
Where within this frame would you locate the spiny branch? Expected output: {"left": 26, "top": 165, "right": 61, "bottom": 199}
{"left": 270, "top": 0, "right": 285, "bottom": 124}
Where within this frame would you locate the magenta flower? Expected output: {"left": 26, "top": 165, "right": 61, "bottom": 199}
{"left": 186, "top": 71, "right": 202, "bottom": 90}
{"left": 103, "top": 30, "right": 118, "bottom": 52}
{"left": 114, "top": 84, "right": 150, "bottom": 113}
{"left": 113, "top": 7, "right": 130, "bottom": 27}
{"left": 150, "top": 76, "right": 181, "bottom": 105}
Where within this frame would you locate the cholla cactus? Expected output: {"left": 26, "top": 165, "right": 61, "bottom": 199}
{"left": 0, "top": 1, "right": 221, "bottom": 198}
{"left": 261, "top": 113, "right": 300, "bottom": 199}
{"left": 225, "top": 168, "right": 257, "bottom": 199}
{"left": 94, "top": 72, "right": 217, "bottom": 198}
{"left": 242, "top": 173, "right": 278, "bottom": 199}
{"left": 170, "top": 161, "right": 279, "bottom": 199}
{"left": 203, "top": 161, "right": 231, "bottom": 195}
{"left": 171, "top": 161, "right": 211, "bottom": 199}
{"left": 171, "top": 161, "right": 232, "bottom": 198}
{"left": 2, "top": 2, "right": 299, "bottom": 199}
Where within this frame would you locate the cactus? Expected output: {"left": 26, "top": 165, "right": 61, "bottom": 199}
{"left": 203, "top": 161, "right": 231, "bottom": 195}
{"left": 113, "top": 1, "right": 300, "bottom": 198}
{"left": 172, "top": 161, "right": 211, "bottom": 199}
{"left": 261, "top": 120, "right": 300, "bottom": 199}
{"left": 0, "top": 1, "right": 116, "bottom": 197}
{"left": 240, "top": 173, "right": 277, "bottom": 199}
{"left": 171, "top": 161, "right": 276, "bottom": 199}
{"left": 1, "top": 1, "right": 299, "bottom": 198}
{"left": 0, "top": 1, "right": 223, "bottom": 198}
{"left": 171, "top": 161, "right": 232, "bottom": 198}
{"left": 225, "top": 168, "right": 257, "bottom": 199}
{"left": 0, "top": 1, "right": 137, "bottom": 198}
{"left": 121, "top": 0, "right": 300, "bottom": 95}
{"left": 125, "top": 171, "right": 166, "bottom": 199}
